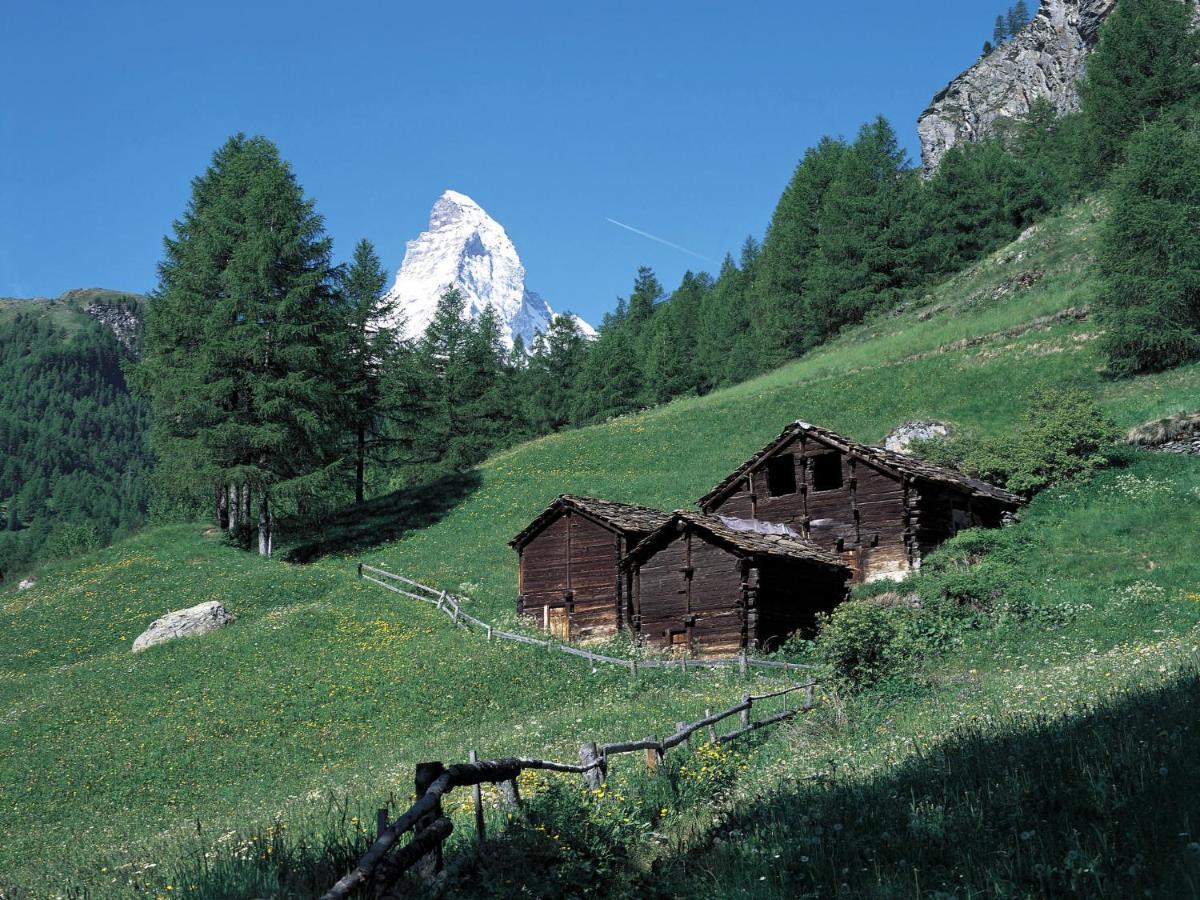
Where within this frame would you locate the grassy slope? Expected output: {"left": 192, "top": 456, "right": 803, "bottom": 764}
{"left": 2, "top": 199, "right": 1200, "bottom": 895}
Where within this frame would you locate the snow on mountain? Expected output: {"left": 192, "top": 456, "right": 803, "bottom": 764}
{"left": 381, "top": 190, "right": 594, "bottom": 349}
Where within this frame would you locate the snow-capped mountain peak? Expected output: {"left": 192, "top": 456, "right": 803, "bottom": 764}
{"left": 382, "top": 190, "right": 594, "bottom": 349}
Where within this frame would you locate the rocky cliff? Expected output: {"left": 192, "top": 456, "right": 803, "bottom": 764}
{"left": 918, "top": 0, "right": 1115, "bottom": 174}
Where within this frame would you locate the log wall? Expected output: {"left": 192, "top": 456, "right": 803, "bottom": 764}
{"left": 516, "top": 512, "right": 634, "bottom": 641}
{"left": 707, "top": 434, "right": 912, "bottom": 583}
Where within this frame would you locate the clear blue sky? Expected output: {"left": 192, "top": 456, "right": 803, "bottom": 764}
{"left": 1, "top": 0, "right": 1003, "bottom": 325}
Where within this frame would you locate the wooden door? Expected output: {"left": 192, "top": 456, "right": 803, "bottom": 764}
{"left": 544, "top": 605, "right": 570, "bottom": 640}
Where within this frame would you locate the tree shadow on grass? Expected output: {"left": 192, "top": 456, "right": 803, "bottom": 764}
{"left": 282, "top": 469, "right": 482, "bottom": 564}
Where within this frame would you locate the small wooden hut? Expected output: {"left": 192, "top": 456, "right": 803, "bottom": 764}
{"left": 697, "top": 421, "right": 1021, "bottom": 583}
{"left": 510, "top": 495, "right": 670, "bottom": 641}
{"left": 621, "top": 512, "right": 851, "bottom": 656}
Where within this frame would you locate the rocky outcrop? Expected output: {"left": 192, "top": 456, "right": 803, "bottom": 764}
{"left": 84, "top": 302, "right": 142, "bottom": 354}
{"left": 919, "top": 0, "right": 1116, "bottom": 174}
{"left": 18, "top": 578, "right": 35, "bottom": 591}
{"left": 132, "top": 601, "right": 235, "bottom": 652}
{"left": 884, "top": 421, "right": 950, "bottom": 454}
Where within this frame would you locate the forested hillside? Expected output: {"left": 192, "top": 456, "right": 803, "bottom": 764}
{"left": 0, "top": 295, "right": 149, "bottom": 580}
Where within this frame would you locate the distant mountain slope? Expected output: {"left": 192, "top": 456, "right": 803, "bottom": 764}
{"left": 0, "top": 289, "right": 149, "bottom": 579}
{"left": 381, "top": 190, "right": 594, "bottom": 349}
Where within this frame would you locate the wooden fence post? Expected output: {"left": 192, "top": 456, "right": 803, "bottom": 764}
{"left": 804, "top": 681, "right": 815, "bottom": 710}
{"left": 414, "top": 762, "right": 446, "bottom": 879}
{"left": 644, "top": 736, "right": 661, "bottom": 774}
{"left": 741, "top": 694, "right": 751, "bottom": 729}
{"left": 739, "top": 652, "right": 748, "bottom": 677}
{"left": 499, "top": 778, "right": 522, "bottom": 811}
{"left": 376, "top": 808, "right": 388, "bottom": 842}
{"left": 357, "top": 563, "right": 363, "bottom": 579}
{"left": 469, "top": 751, "right": 486, "bottom": 846}
{"left": 487, "top": 625, "right": 493, "bottom": 641}
{"left": 579, "top": 742, "right": 604, "bottom": 790}
{"left": 705, "top": 709, "right": 717, "bottom": 743}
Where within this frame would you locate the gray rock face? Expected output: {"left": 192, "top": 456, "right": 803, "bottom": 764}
{"left": 884, "top": 421, "right": 950, "bottom": 455}
{"left": 919, "top": 0, "right": 1116, "bottom": 174}
{"left": 84, "top": 302, "right": 142, "bottom": 354}
{"left": 132, "top": 601, "right": 234, "bottom": 653}
{"left": 17, "top": 578, "right": 35, "bottom": 591}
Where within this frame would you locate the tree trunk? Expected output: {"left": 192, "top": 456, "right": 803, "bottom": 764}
{"left": 356, "top": 425, "right": 366, "bottom": 505}
{"left": 227, "top": 484, "right": 238, "bottom": 530}
{"left": 242, "top": 483, "right": 251, "bottom": 532}
{"left": 258, "top": 492, "right": 271, "bottom": 557}
{"left": 216, "top": 481, "right": 229, "bottom": 529}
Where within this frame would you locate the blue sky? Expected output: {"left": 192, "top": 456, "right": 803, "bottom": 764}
{"left": 2, "top": 0, "right": 1004, "bottom": 325}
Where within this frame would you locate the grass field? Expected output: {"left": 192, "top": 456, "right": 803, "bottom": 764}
{"left": 3, "top": 199, "right": 1200, "bottom": 897}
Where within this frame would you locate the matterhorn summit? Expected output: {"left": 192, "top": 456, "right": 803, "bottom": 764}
{"left": 381, "top": 190, "right": 593, "bottom": 349}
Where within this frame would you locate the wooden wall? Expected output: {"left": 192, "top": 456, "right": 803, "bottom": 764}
{"left": 633, "top": 530, "right": 746, "bottom": 657}
{"left": 707, "top": 434, "right": 911, "bottom": 583}
{"left": 517, "top": 511, "right": 626, "bottom": 641}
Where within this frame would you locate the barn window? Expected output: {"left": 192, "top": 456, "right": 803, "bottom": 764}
{"left": 811, "top": 453, "right": 843, "bottom": 492}
{"left": 766, "top": 454, "right": 797, "bottom": 496}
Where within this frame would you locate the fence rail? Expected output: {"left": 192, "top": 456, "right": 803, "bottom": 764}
{"left": 321, "top": 679, "right": 816, "bottom": 899}
{"left": 358, "top": 563, "right": 818, "bottom": 677}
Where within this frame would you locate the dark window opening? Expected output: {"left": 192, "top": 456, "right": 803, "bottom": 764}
{"left": 766, "top": 454, "right": 798, "bottom": 497}
{"left": 811, "top": 453, "right": 843, "bottom": 492}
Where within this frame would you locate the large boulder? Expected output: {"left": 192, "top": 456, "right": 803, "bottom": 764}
{"left": 18, "top": 578, "right": 35, "bottom": 591}
{"left": 132, "top": 601, "right": 235, "bottom": 653}
{"left": 885, "top": 421, "right": 950, "bottom": 455}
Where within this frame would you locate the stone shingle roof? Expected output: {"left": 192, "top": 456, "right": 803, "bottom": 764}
{"left": 509, "top": 495, "right": 671, "bottom": 548}
{"left": 622, "top": 512, "right": 850, "bottom": 571}
{"left": 697, "top": 421, "right": 1021, "bottom": 510}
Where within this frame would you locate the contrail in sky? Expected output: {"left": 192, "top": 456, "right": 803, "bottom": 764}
{"left": 604, "top": 217, "right": 717, "bottom": 264}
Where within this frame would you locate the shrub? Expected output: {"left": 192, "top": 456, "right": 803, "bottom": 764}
{"left": 913, "top": 387, "right": 1118, "bottom": 496}
{"left": 817, "top": 601, "right": 915, "bottom": 689}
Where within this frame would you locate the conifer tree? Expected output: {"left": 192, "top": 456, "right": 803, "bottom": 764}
{"left": 750, "top": 137, "right": 847, "bottom": 364}
{"left": 1080, "top": 0, "right": 1200, "bottom": 175}
{"left": 994, "top": 15, "right": 1008, "bottom": 44}
{"left": 1007, "top": 1, "right": 1030, "bottom": 37}
{"left": 804, "top": 117, "right": 921, "bottom": 341}
{"left": 138, "top": 134, "right": 342, "bottom": 555}
{"left": 337, "top": 238, "right": 406, "bottom": 505}
{"left": 525, "top": 315, "right": 586, "bottom": 432}
{"left": 1097, "top": 115, "right": 1200, "bottom": 374}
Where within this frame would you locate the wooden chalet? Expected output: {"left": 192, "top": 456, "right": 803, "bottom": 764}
{"left": 697, "top": 421, "right": 1021, "bottom": 583}
{"left": 621, "top": 512, "right": 851, "bottom": 656}
{"left": 510, "top": 495, "right": 670, "bottom": 641}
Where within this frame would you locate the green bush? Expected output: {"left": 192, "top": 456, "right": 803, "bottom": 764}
{"left": 913, "top": 386, "right": 1118, "bottom": 496}
{"left": 816, "top": 601, "right": 916, "bottom": 689}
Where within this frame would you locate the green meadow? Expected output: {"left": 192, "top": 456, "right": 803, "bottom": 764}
{"left": 3, "top": 200, "right": 1200, "bottom": 896}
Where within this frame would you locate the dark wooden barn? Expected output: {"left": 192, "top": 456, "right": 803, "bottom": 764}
{"left": 621, "top": 512, "right": 851, "bottom": 656}
{"left": 697, "top": 421, "right": 1021, "bottom": 583}
{"left": 510, "top": 495, "right": 670, "bottom": 641}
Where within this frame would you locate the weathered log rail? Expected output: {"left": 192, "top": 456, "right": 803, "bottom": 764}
{"left": 320, "top": 680, "right": 816, "bottom": 899}
{"left": 358, "top": 563, "right": 818, "bottom": 677}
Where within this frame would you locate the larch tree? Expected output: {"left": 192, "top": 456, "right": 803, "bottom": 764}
{"left": 1080, "top": 0, "right": 1200, "bottom": 175}
{"left": 138, "top": 134, "right": 343, "bottom": 556}
{"left": 338, "top": 238, "right": 406, "bottom": 505}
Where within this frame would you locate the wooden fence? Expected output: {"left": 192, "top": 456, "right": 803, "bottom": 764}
{"left": 358, "top": 563, "right": 817, "bottom": 677}
{"left": 321, "top": 679, "right": 816, "bottom": 899}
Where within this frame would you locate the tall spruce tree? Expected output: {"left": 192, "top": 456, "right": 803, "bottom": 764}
{"left": 750, "top": 137, "right": 848, "bottom": 364}
{"left": 1097, "top": 115, "right": 1200, "bottom": 374}
{"left": 804, "top": 117, "right": 921, "bottom": 341}
{"left": 525, "top": 315, "right": 586, "bottom": 432}
{"left": 1080, "top": 0, "right": 1200, "bottom": 175}
{"left": 138, "top": 134, "right": 342, "bottom": 555}
{"left": 1007, "top": 1, "right": 1030, "bottom": 37}
{"left": 994, "top": 15, "right": 1008, "bottom": 44}
{"left": 337, "top": 238, "right": 407, "bottom": 505}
